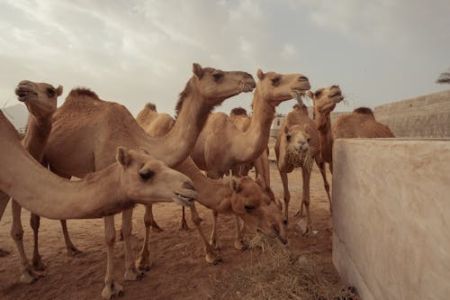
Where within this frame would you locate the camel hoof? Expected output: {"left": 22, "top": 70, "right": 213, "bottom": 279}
{"left": 32, "top": 257, "right": 46, "bottom": 271}
{"left": 20, "top": 268, "right": 43, "bottom": 284}
{"left": 101, "top": 281, "right": 124, "bottom": 299}
{"left": 234, "top": 240, "right": 248, "bottom": 251}
{"left": 0, "top": 248, "right": 10, "bottom": 257}
{"left": 294, "top": 210, "right": 304, "bottom": 218}
{"left": 67, "top": 246, "right": 83, "bottom": 257}
{"left": 205, "top": 253, "right": 223, "bottom": 265}
{"left": 179, "top": 222, "right": 190, "bottom": 231}
{"left": 136, "top": 257, "right": 153, "bottom": 272}
{"left": 124, "top": 269, "right": 145, "bottom": 281}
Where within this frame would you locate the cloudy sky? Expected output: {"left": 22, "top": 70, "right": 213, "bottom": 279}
{"left": 0, "top": 0, "right": 449, "bottom": 116}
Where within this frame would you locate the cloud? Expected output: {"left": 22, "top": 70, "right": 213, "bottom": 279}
{"left": 0, "top": 0, "right": 449, "bottom": 117}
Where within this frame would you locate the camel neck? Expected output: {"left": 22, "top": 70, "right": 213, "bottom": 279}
{"left": 231, "top": 89, "right": 275, "bottom": 163}
{"left": 315, "top": 113, "right": 333, "bottom": 162}
{"left": 141, "top": 80, "right": 212, "bottom": 167}
{"left": 0, "top": 112, "right": 129, "bottom": 219}
{"left": 176, "top": 158, "right": 231, "bottom": 212}
{"left": 23, "top": 114, "right": 53, "bottom": 160}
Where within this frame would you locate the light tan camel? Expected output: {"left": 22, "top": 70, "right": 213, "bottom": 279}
{"left": 191, "top": 69, "right": 310, "bottom": 179}
{"left": 310, "top": 86, "right": 394, "bottom": 172}
{"left": 0, "top": 110, "right": 197, "bottom": 285}
{"left": 274, "top": 101, "right": 331, "bottom": 234}
{"left": 136, "top": 105, "right": 286, "bottom": 267}
{"left": 43, "top": 64, "right": 256, "bottom": 299}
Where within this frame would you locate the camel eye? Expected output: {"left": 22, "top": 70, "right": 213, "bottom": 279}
{"left": 139, "top": 169, "right": 155, "bottom": 181}
{"left": 314, "top": 89, "right": 323, "bottom": 98}
{"left": 271, "top": 76, "right": 281, "bottom": 86}
{"left": 213, "top": 72, "right": 224, "bottom": 81}
{"left": 46, "top": 88, "right": 55, "bottom": 97}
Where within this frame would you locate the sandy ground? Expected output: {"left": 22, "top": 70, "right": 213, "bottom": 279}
{"left": 0, "top": 162, "right": 339, "bottom": 300}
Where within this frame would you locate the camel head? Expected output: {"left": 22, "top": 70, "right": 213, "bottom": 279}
{"left": 308, "top": 85, "right": 344, "bottom": 117}
{"left": 187, "top": 63, "right": 255, "bottom": 104}
{"left": 255, "top": 70, "right": 311, "bottom": 107}
{"left": 284, "top": 124, "right": 310, "bottom": 154}
{"left": 228, "top": 177, "right": 287, "bottom": 244}
{"left": 15, "top": 80, "right": 63, "bottom": 119}
{"left": 116, "top": 147, "right": 197, "bottom": 207}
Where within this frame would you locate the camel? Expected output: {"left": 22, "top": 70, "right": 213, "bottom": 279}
{"left": 0, "top": 110, "right": 197, "bottom": 285}
{"left": 274, "top": 100, "right": 331, "bottom": 234}
{"left": 307, "top": 85, "right": 345, "bottom": 173}
{"left": 135, "top": 104, "right": 286, "bottom": 267}
{"left": 309, "top": 85, "right": 394, "bottom": 172}
{"left": 42, "top": 64, "right": 256, "bottom": 299}
{"left": 0, "top": 81, "right": 62, "bottom": 258}
{"left": 3, "top": 81, "right": 69, "bottom": 280}
{"left": 191, "top": 69, "right": 310, "bottom": 180}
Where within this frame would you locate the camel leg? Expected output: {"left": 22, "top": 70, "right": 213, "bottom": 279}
{"left": 11, "top": 200, "right": 43, "bottom": 283}
{"left": 279, "top": 170, "right": 291, "bottom": 223}
{"left": 29, "top": 214, "right": 46, "bottom": 271}
{"left": 147, "top": 204, "right": 163, "bottom": 232}
{"left": 209, "top": 210, "right": 219, "bottom": 250}
{"left": 189, "top": 205, "right": 222, "bottom": 264}
{"left": 101, "top": 215, "right": 123, "bottom": 300}
{"left": 301, "top": 167, "right": 313, "bottom": 235}
{"left": 0, "top": 192, "right": 10, "bottom": 257}
{"left": 137, "top": 205, "right": 153, "bottom": 272}
{"left": 180, "top": 207, "right": 189, "bottom": 231}
{"left": 316, "top": 157, "right": 332, "bottom": 213}
{"left": 60, "top": 220, "right": 82, "bottom": 256}
{"left": 233, "top": 216, "right": 248, "bottom": 250}
{"left": 122, "top": 208, "right": 144, "bottom": 281}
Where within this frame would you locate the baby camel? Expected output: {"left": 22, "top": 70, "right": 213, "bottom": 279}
{"left": 0, "top": 110, "right": 197, "bottom": 288}
{"left": 136, "top": 105, "right": 286, "bottom": 268}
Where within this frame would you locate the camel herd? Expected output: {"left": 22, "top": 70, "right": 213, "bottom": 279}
{"left": 0, "top": 63, "right": 394, "bottom": 299}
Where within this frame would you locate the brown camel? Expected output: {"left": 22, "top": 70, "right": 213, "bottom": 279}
{"left": 307, "top": 85, "right": 345, "bottom": 173}
{"left": 0, "top": 81, "right": 62, "bottom": 258}
{"left": 191, "top": 69, "right": 310, "bottom": 179}
{"left": 43, "top": 64, "right": 256, "bottom": 299}
{"left": 0, "top": 110, "right": 197, "bottom": 285}
{"left": 136, "top": 105, "right": 286, "bottom": 267}
{"left": 275, "top": 101, "right": 331, "bottom": 234}
{"left": 4, "top": 81, "right": 67, "bottom": 282}
{"left": 309, "top": 86, "right": 394, "bottom": 172}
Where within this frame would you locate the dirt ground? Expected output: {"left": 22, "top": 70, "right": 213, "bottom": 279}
{"left": 0, "top": 162, "right": 342, "bottom": 300}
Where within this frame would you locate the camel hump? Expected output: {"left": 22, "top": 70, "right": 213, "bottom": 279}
{"left": 353, "top": 107, "right": 374, "bottom": 116}
{"left": 68, "top": 88, "right": 99, "bottom": 100}
{"left": 230, "top": 107, "right": 248, "bottom": 116}
{"left": 145, "top": 102, "right": 157, "bottom": 111}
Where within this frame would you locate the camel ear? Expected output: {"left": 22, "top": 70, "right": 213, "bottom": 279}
{"left": 306, "top": 90, "right": 314, "bottom": 100}
{"left": 230, "top": 177, "right": 242, "bottom": 193}
{"left": 55, "top": 85, "right": 63, "bottom": 97}
{"left": 116, "top": 147, "right": 130, "bottom": 167}
{"left": 257, "top": 69, "right": 265, "bottom": 80}
{"left": 192, "top": 63, "right": 204, "bottom": 79}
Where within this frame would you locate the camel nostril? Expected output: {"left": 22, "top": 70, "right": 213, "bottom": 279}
{"left": 299, "top": 76, "right": 308, "bottom": 82}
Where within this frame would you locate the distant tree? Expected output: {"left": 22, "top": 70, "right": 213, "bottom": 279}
{"left": 436, "top": 69, "right": 450, "bottom": 84}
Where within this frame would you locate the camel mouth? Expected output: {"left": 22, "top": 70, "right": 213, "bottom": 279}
{"left": 15, "top": 88, "right": 37, "bottom": 102}
{"left": 291, "top": 88, "right": 309, "bottom": 97}
{"left": 173, "top": 192, "right": 196, "bottom": 207}
{"left": 241, "top": 81, "right": 256, "bottom": 93}
{"left": 329, "top": 91, "right": 344, "bottom": 102}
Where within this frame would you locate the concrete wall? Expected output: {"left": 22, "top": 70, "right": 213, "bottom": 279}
{"left": 374, "top": 90, "right": 450, "bottom": 138}
{"left": 332, "top": 139, "right": 450, "bottom": 300}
